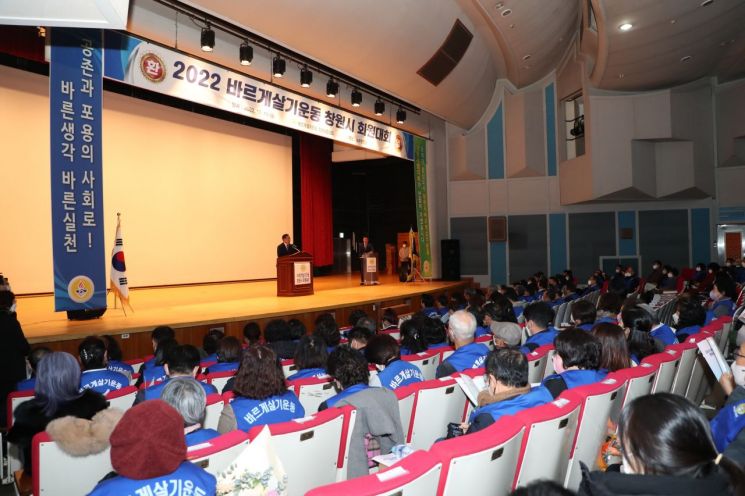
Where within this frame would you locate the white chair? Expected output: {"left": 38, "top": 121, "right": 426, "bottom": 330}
{"left": 402, "top": 349, "right": 442, "bottom": 381}
{"left": 188, "top": 430, "right": 250, "bottom": 475}
{"left": 105, "top": 385, "right": 137, "bottom": 411}
{"left": 561, "top": 378, "right": 627, "bottom": 491}
{"left": 289, "top": 377, "right": 337, "bottom": 414}
{"left": 408, "top": 377, "right": 468, "bottom": 450}
{"left": 513, "top": 397, "right": 581, "bottom": 488}
{"left": 642, "top": 349, "right": 681, "bottom": 394}
{"left": 430, "top": 415, "right": 525, "bottom": 496}
{"left": 206, "top": 370, "right": 236, "bottom": 393}
{"left": 306, "top": 450, "right": 442, "bottom": 496}
{"left": 526, "top": 345, "right": 552, "bottom": 384}
{"left": 543, "top": 348, "right": 558, "bottom": 379}
{"left": 668, "top": 342, "right": 699, "bottom": 397}
{"left": 248, "top": 405, "right": 356, "bottom": 495}
{"left": 281, "top": 359, "right": 298, "bottom": 378}
{"left": 609, "top": 363, "right": 658, "bottom": 420}
{"left": 32, "top": 431, "right": 113, "bottom": 496}
{"left": 203, "top": 393, "right": 225, "bottom": 431}
{"left": 394, "top": 383, "right": 418, "bottom": 443}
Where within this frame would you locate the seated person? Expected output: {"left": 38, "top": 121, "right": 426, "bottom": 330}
{"left": 242, "top": 321, "right": 261, "bottom": 347}
{"left": 161, "top": 377, "right": 220, "bottom": 448}
{"left": 134, "top": 345, "right": 217, "bottom": 404}
{"left": 287, "top": 318, "right": 307, "bottom": 342}
{"left": 622, "top": 306, "right": 664, "bottom": 364}
{"left": 646, "top": 260, "right": 664, "bottom": 288}
{"left": 583, "top": 275, "right": 600, "bottom": 295}
{"left": 88, "top": 400, "right": 215, "bottom": 495}
{"left": 492, "top": 323, "right": 522, "bottom": 349}
{"left": 421, "top": 293, "right": 439, "bottom": 319}
{"left": 707, "top": 274, "right": 737, "bottom": 323}
{"left": 435, "top": 310, "right": 489, "bottom": 378}
{"left": 320, "top": 346, "right": 404, "bottom": 479}
{"left": 592, "top": 323, "right": 631, "bottom": 372}
{"left": 463, "top": 348, "right": 549, "bottom": 434}
{"left": 204, "top": 336, "right": 241, "bottom": 374}
{"left": 347, "top": 326, "right": 375, "bottom": 354}
{"left": 78, "top": 336, "right": 129, "bottom": 394}
{"left": 265, "top": 318, "right": 298, "bottom": 360}
{"left": 141, "top": 338, "right": 178, "bottom": 386}
{"left": 199, "top": 328, "right": 224, "bottom": 366}
{"left": 536, "top": 328, "right": 607, "bottom": 400}
{"left": 435, "top": 294, "right": 450, "bottom": 319}
{"left": 399, "top": 316, "right": 429, "bottom": 356}
{"left": 347, "top": 309, "right": 369, "bottom": 330}
{"left": 570, "top": 300, "right": 597, "bottom": 331}
{"left": 423, "top": 317, "right": 450, "bottom": 350}
{"left": 313, "top": 313, "right": 341, "bottom": 354}
{"left": 7, "top": 352, "right": 109, "bottom": 474}
{"left": 691, "top": 262, "right": 707, "bottom": 283}
{"left": 136, "top": 326, "right": 175, "bottom": 388}
{"left": 673, "top": 297, "right": 706, "bottom": 342}
{"left": 713, "top": 343, "right": 745, "bottom": 465}
{"left": 286, "top": 335, "right": 329, "bottom": 381}
{"left": 16, "top": 346, "right": 51, "bottom": 391}
{"left": 102, "top": 335, "right": 134, "bottom": 379}
{"left": 580, "top": 394, "right": 744, "bottom": 495}
{"left": 659, "top": 267, "right": 679, "bottom": 291}
{"left": 649, "top": 313, "right": 678, "bottom": 346}
{"left": 218, "top": 346, "right": 304, "bottom": 432}
{"left": 380, "top": 308, "right": 399, "bottom": 332}
{"left": 470, "top": 307, "right": 492, "bottom": 338}
{"left": 366, "top": 335, "right": 424, "bottom": 390}
{"left": 484, "top": 298, "right": 521, "bottom": 342}
{"left": 519, "top": 302, "right": 558, "bottom": 354}
{"left": 595, "top": 292, "right": 622, "bottom": 324}
{"left": 623, "top": 266, "right": 640, "bottom": 293}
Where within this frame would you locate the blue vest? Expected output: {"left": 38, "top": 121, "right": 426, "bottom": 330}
{"left": 595, "top": 316, "right": 617, "bottom": 325}
{"left": 231, "top": 390, "right": 305, "bottom": 431}
{"left": 143, "top": 377, "right": 217, "bottom": 401}
{"left": 422, "top": 307, "right": 439, "bottom": 319}
{"left": 541, "top": 368, "right": 608, "bottom": 392}
{"left": 107, "top": 360, "right": 134, "bottom": 377}
{"left": 287, "top": 367, "right": 327, "bottom": 381}
{"left": 200, "top": 353, "right": 218, "bottom": 367}
{"left": 142, "top": 365, "right": 168, "bottom": 385}
{"left": 142, "top": 357, "right": 156, "bottom": 369}
{"left": 87, "top": 461, "right": 216, "bottom": 496}
{"left": 676, "top": 325, "right": 701, "bottom": 341}
{"left": 474, "top": 325, "right": 491, "bottom": 338}
{"left": 711, "top": 398, "right": 745, "bottom": 453}
{"left": 513, "top": 306, "right": 524, "bottom": 319}
{"left": 520, "top": 327, "right": 558, "bottom": 354}
{"left": 377, "top": 360, "right": 424, "bottom": 390}
{"left": 79, "top": 369, "right": 129, "bottom": 394}
{"left": 444, "top": 342, "right": 489, "bottom": 372}
{"left": 469, "top": 387, "right": 549, "bottom": 423}
{"left": 651, "top": 324, "right": 677, "bottom": 346}
{"left": 577, "top": 323, "right": 594, "bottom": 332}
{"left": 324, "top": 383, "right": 368, "bottom": 409}
{"left": 16, "top": 377, "right": 35, "bottom": 391}
{"left": 206, "top": 361, "right": 239, "bottom": 374}
{"left": 185, "top": 428, "right": 221, "bottom": 448}
{"left": 427, "top": 342, "right": 450, "bottom": 350}
{"left": 437, "top": 307, "right": 449, "bottom": 317}
{"left": 706, "top": 299, "right": 736, "bottom": 325}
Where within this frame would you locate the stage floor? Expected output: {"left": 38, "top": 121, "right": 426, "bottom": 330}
{"left": 17, "top": 274, "right": 467, "bottom": 343}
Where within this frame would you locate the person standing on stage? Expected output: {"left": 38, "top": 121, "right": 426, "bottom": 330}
{"left": 277, "top": 233, "right": 300, "bottom": 257}
{"left": 357, "top": 236, "right": 375, "bottom": 284}
{"left": 399, "top": 241, "right": 411, "bottom": 282}
{"left": 0, "top": 290, "right": 30, "bottom": 427}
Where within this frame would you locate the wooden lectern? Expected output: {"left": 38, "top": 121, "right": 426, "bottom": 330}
{"left": 276, "top": 252, "right": 314, "bottom": 296}
{"left": 360, "top": 252, "right": 379, "bottom": 286}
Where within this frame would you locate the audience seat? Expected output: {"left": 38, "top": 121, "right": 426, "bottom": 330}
{"left": 513, "top": 397, "right": 581, "bottom": 488}
{"left": 187, "top": 430, "right": 250, "bottom": 475}
{"left": 32, "top": 431, "right": 112, "bottom": 496}
{"left": 206, "top": 370, "right": 236, "bottom": 393}
{"left": 305, "top": 450, "right": 442, "bottom": 496}
{"left": 526, "top": 345, "right": 552, "bottom": 384}
{"left": 641, "top": 349, "right": 681, "bottom": 394}
{"left": 402, "top": 349, "right": 442, "bottom": 381}
{"left": 6, "top": 390, "right": 34, "bottom": 429}
{"left": 430, "top": 415, "right": 525, "bottom": 496}
{"left": 247, "top": 405, "right": 356, "bottom": 495}
{"left": 394, "top": 383, "right": 418, "bottom": 443}
{"left": 129, "top": 373, "right": 139, "bottom": 386}
{"left": 407, "top": 378, "right": 468, "bottom": 450}
{"left": 553, "top": 301, "right": 569, "bottom": 328}
{"left": 437, "top": 346, "right": 456, "bottom": 362}
{"left": 288, "top": 376, "right": 337, "bottom": 414}
{"left": 543, "top": 348, "right": 558, "bottom": 379}
{"left": 608, "top": 363, "right": 658, "bottom": 417}
{"left": 104, "top": 385, "right": 137, "bottom": 411}
{"left": 667, "top": 342, "right": 699, "bottom": 397}
{"left": 281, "top": 359, "right": 298, "bottom": 378}
{"left": 380, "top": 328, "right": 401, "bottom": 341}
{"left": 560, "top": 377, "right": 627, "bottom": 491}
{"left": 203, "top": 393, "right": 225, "bottom": 431}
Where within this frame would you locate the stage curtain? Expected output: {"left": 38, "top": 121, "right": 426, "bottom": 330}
{"left": 300, "top": 134, "right": 334, "bottom": 267}
{"left": 0, "top": 27, "right": 45, "bottom": 63}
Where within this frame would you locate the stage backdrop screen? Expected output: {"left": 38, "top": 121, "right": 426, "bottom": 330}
{"left": 0, "top": 65, "right": 293, "bottom": 294}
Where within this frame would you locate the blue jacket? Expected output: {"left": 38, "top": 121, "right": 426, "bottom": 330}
{"left": 577, "top": 323, "right": 594, "bottom": 332}
{"left": 676, "top": 325, "right": 701, "bottom": 342}
{"left": 422, "top": 307, "right": 439, "bottom": 318}
{"left": 199, "top": 353, "right": 218, "bottom": 367}
{"left": 468, "top": 388, "right": 549, "bottom": 433}
{"left": 474, "top": 325, "right": 491, "bottom": 338}
{"left": 79, "top": 369, "right": 129, "bottom": 394}
{"left": 321, "top": 383, "right": 368, "bottom": 410}
{"left": 142, "top": 377, "right": 217, "bottom": 401}
{"left": 706, "top": 298, "right": 736, "bottom": 325}
{"left": 520, "top": 327, "right": 558, "bottom": 354}
{"left": 595, "top": 316, "right": 617, "bottom": 325}
{"left": 206, "top": 361, "right": 239, "bottom": 374}
{"left": 231, "top": 390, "right": 305, "bottom": 431}
{"left": 377, "top": 360, "right": 424, "bottom": 390}
{"left": 711, "top": 398, "right": 745, "bottom": 453}
{"left": 443, "top": 342, "right": 489, "bottom": 372}
{"left": 536, "top": 369, "right": 608, "bottom": 400}
{"left": 88, "top": 461, "right": 215, "bottom": 496}
{"left": 16, "top": 377, "right": 35, "bottom": 391}
{"left": 107, "top": 360, "right": 134, "bottom": 377}
{"left": 142, "top": 365, "right": 168, "bottom": 385}
{"left": 287, "top": 367, "right": 328, "bottom": 381}
{"left": 185, "top": 428, "right": 221, "bottom": 448}
{"left": 651, "top": 324, "right": 677, "bottom": 346}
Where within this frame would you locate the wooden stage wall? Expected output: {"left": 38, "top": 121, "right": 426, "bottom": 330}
{"left": 17, "top": 274, "right": 470, "bottom": 361}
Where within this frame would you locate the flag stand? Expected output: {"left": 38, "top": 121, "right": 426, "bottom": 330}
{"left": 110, "top": 212, "right": 133, "bottom": 316}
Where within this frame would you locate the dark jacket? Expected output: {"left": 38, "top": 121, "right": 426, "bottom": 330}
{"left": 0, "top": 311, "right": 30, "bottom": 426}
{"left": 7, "top": 390, "right": 109, "bottom": 473}
{"left": 277, "top": 243, "right": 299, "bottom": 257}
{"left": 578, "top": 462, "right": 733, "bottom": 496}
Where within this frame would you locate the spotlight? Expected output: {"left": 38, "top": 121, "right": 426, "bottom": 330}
{"left": 239, "top": 41, "right": 253, "bottom": 66}
{"left": 201, "top": 25, "right": 215, "bottom": 52}
{"left": 396, "top": 107, "right": 406, "bottom": 124}
{"left": 300, "top": 65, "right": 313, "bottom": 87}
{"left": 374, "top": 98, "right": 385, "bottom": 116}
{"left": 272, "top": 55, "right": 286, "bottom": 78}
{"left": 351, "top": 88, "right": 362, "bottom": 107}
{"left": 326, "top": 78, "right": 339, "bottom": 98}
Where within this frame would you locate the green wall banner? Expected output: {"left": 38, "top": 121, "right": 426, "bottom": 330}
{"left": 414, "top": 136, "right": 433, "bottom": 278}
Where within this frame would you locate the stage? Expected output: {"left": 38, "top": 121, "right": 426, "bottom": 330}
{"left": 16, "top": 274, "right": 469, "bottom": 354}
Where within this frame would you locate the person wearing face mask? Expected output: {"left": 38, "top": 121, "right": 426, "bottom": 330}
{"left": 519, "top": 302, "right": 558, "bottom": 354}
{"left": 659, "top": 266, "right": 679, "bottom": 291}
{"left": 706, "top": 275, "right": 738, "bottom": 324}
{"left": 583, "top": 275, "right": 600, "bottom": 295}
{"left": 646, "top": 260, "right": 664, "bottom": 289}
{"left": 365, "top": 335, "right": 424, "bottom": 390}
{"left": 713, "top": 343, "right": 745, "bottom": 465}
{"left": 694, "top": 262, "right": 720, "bottom": 293}
{"left": 623, "top": 266, "right": 640, "bottom": 294}
{"left": 735, "top": 259, "right": 745, "bottom": 284}
{"left": 609, "top": 265, "right": 627, "bottom": 295}
{"left": 673, "top": 297, "right": 707, "bottom": 342}
{"left": 579, "top": 393, "right": 745, "bottom": 496}
{"left": 0, "top": 290, "right": 30, "bottom": 427}
{"left": 534, "top": 327, "right": 607, "bottom": 400}
{"left": 459, "top": 348, "right": 549, "bottom": 435}
{"left": 621, "top": 306, "right": 664, "bottom": 365}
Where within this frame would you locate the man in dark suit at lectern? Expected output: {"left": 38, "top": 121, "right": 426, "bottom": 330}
{"left": 357, "top": 236, "right": 375, "bottom": 284}
{"left": 277, "top": 234, "right": 300, "bottom": 257}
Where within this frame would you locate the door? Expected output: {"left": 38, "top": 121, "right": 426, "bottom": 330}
{"left": 725, "top": 232, "right": 742, "bottom": 261}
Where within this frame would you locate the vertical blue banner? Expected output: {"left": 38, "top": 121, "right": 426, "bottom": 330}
{"left": 50, "top": 29, "right": 106, "bottom": 311}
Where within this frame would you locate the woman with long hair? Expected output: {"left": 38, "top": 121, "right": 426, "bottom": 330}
{"left": 592, "top": 323, "right": 632, "bottom": 372}
{"left": 621, "top": 306, "right": 663, "bottom": 365}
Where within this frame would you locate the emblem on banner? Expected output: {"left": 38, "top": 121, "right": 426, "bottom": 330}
{"left": 395, "top": 134, "right": 403, "bottom": 152}
{"left": 68, "top": 275, "right": 95, "bottom": 303}
{"left": 140, "top": 52, "right": 166, "bottom": 83}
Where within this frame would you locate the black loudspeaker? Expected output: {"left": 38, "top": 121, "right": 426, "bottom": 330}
{"left": 66, "top": 308, "right": 107, "bottom": 320}
{"left": 441, "top": 239, "right": 460, "bottom": 281}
